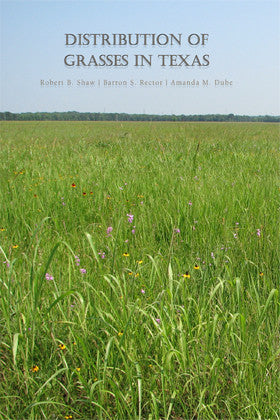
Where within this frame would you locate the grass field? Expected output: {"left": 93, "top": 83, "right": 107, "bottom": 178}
{"left": 0, "top": 121, "right": 279, "bottom": 419}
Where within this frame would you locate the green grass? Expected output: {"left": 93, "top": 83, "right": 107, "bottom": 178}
{"left": 0, "top": 121, "right": 279, "bottom": 419}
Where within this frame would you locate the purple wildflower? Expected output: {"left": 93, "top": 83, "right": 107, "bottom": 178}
{"left": 188, "top": 201, "right": 192, "bottom": 206}
{"left": 45, "top": 273, "right": 54, "bottom": 281}
{"left": 257, "top": 229, "right": 261, "bottom": 237}
{"left": 127, "top": 214, "right": 134, "bottom": 223}
{"left": 107, "top": 226, "right": 113, "bottom": 236}
{"left": 80, "top": 268, "right": 86, "bottom": 274}
{"left": 175, "top": 228, "right": 180, "bottom": 233}
{"left": 141, "top": 289, "right": 145, "bottom": 294}
{"left": 155, "top": 318, "right": 161, "bottom": 324}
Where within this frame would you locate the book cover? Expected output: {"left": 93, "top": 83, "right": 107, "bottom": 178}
{"left": 0, "top": 1, "right": 279, "bottom": 419}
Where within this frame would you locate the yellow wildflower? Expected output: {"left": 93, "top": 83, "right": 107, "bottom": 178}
{"left": 58, "top": 344, "right": 66, "bottom": 350}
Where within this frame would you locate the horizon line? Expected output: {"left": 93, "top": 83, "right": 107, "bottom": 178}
{"left": 1, "top": 111, "right": 280, "bottom": 117}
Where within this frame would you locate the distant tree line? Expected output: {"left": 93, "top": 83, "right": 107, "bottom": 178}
{"left": 0, "top": 112, "right": 279, "bottom": 122}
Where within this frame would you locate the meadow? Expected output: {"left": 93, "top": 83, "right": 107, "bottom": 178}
{"left": 0, "top": 121, "right": 279, "bottom": 419}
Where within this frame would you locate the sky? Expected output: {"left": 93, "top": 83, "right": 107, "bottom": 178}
{"left": 0, "top": 0, "right": 279, "bottom": 115}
